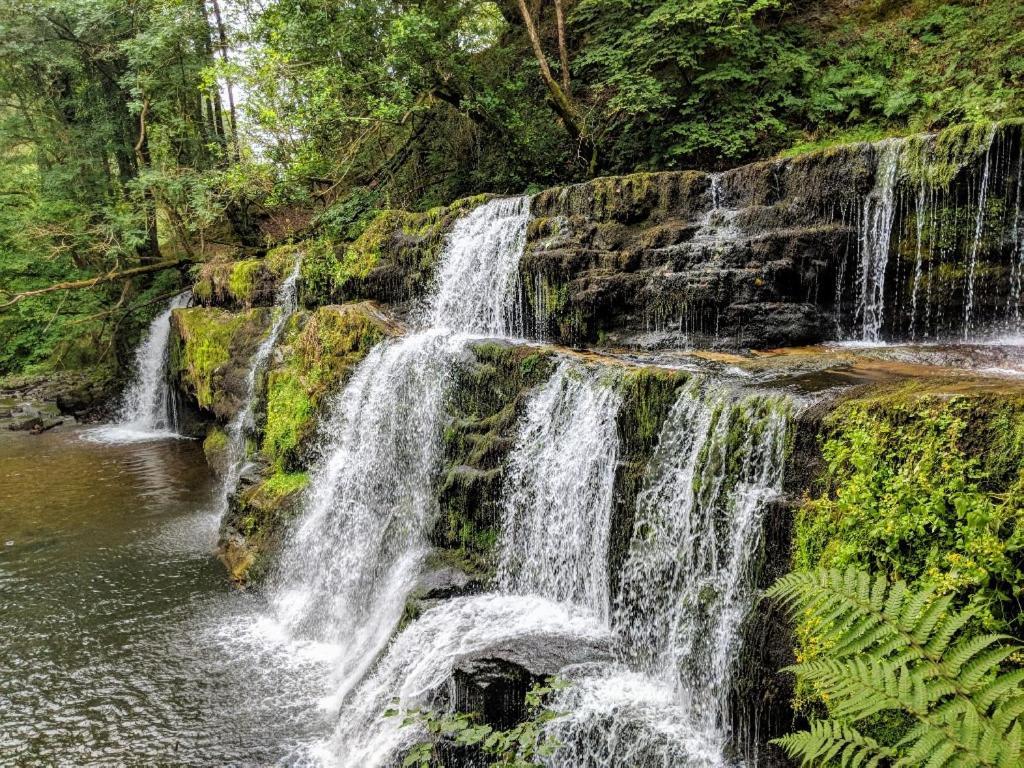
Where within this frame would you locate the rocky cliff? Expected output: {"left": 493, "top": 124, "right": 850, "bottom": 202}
{"left": 159, "top": 121, "right": 1024, "bottom": 766}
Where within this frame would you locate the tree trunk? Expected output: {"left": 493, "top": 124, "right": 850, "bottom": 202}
{"left": 515, "top": 0, "right": 596, "bottom": 172}
{"left": 1, "top": 259, "right": 191, "bottom": 309}
{"left": 554, "top": 0, "right": 570, "bottom": 93}
{"left": 208, "top": 0, "right": 240, "bottom": 162}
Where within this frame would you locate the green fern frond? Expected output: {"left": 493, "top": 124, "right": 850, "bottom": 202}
{"left": 773, "top": 720, "right": 896, "bottom": 767}
{"left": 768, "top": 567, "right": 1024, "bottom": 768}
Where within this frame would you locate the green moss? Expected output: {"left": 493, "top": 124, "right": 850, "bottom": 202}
{"left": 251, "top": 470, "right": 310, "bottom": 510}
{"left": 228, "top": 259, "right": 263, "bottom": 305}
{"left": 262, "top": 303, "right": 392, "bottom": 469}
{"left": 795, "top": 386, "right": 1024, "bottom": 634}
{"left": 202, "top": 426, "right": 230, "bottom": 473}
{"left": 301, "top": 193, "right": 496, "bottom": 306}
{"left": 298, "top": 236, "right": 340, "bottom": 306}
{"left": 434, "top": 342, "right": 556, "bottom": 578}
{"left": 221, "top": 469, "right": 310, "bottom": 583}
{"left": 171, "top": 307, "right": 265, "bottom": 411}
{"left": 265, "top": 243, "right": 303, "bottom": 277}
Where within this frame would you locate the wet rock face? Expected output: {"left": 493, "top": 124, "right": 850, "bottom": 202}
{"left": 452, "top": 659, "right": 538, "bottom": 731}
{"left": 521, "top": 164, "right": 857, "bottom": 349}
{"left": 280, "top": 122, "right": 1023, "bottom": 351}
{"left": 522, "top": 121, "right": 1024, "bottom": 349}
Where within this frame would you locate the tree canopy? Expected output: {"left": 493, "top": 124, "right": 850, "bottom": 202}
{"left": 1, "top": 0, "right": 1022, "bottom": 375}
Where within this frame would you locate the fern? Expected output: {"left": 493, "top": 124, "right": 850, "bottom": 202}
{"left": 767, "top": 568, "right": 1024, "bottom": 767}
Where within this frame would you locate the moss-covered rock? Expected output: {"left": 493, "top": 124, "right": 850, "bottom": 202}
{"left": 522, "top": 122, "right": 1024, "bottom": 350}
{"left": 168, "top": 306, "right": 272, "bottom": 421}
{"left": 433, "top": 340, "right": 556, "bottom": 581}
{"left": 299, "top": 194, "right": 492, "bottom": 309}
{"left": 193, "top": 250, "right": 298, "bottom": 309}
{"left": 202, "top": 426, "right": 231, "bottom": 478}
{"left": 220, "top": 470, "right": 310, "bottom": 584}
{"left": 260, "top": 302, "right": 401, "bottom": 471}
{"left": 606, "top": 366, "right": 692, "bottom": 592}
{"left": 216, "top": 301, "right": 400, "bottom": 584}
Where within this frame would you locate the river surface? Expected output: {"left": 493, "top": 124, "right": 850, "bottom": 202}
{"left": 0, "top": 427, "right": 332, "bottom": 767}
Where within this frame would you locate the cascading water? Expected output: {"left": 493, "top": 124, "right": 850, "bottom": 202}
{"left": 270, "top": 330, "right": 466, "bottom": 701}
{"left": 88, "top": 291, "right": 191, "bottom": 442}
{"left": 545, "top": 380, "right": 791, "bottom": 767}
{"left": 963, "top": 126, "right": 998, "bottom": 338}
{"left": 329, "top": 594, "right": 610, "bottom": 768}
{"left": 266, "top": 196, "right": 532, "bottom": 720}
{"left": 496, "top": 361, "right": 622, "bottom": 619}
{"left": 838, "top": 124, "right": 1024, "bottom": 344}
{"left": 261, "top": 193, "right": 792, "bottom": 767}
{"left": 427, "top": 195, "right": 530, "bottom": 336}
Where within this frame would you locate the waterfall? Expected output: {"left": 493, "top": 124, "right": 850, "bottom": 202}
{"left": 1009, "top": 142, "right": 1024, "bottom": 331}
{"left": 118, "top": 290, "right": 191, "bottom": 432}
{"left": 496, "top": 361, "right": 622, "bottom": 620}
{"left": 427, "top": 195, "right": 530, "bottom": 336}
{"left": 857, "top": 139, "right": 902, "bottom": 342}
{"left": 616, "top": 385, "right": 790, "bottom": 744}
{"left": 270, "top": 330, "right": 467, "bottom": 699}
{"left": 219, "top": 257, "right": 302, "bottom": 502}
{"left": 86, "top": 291, "right": 191, "bottom": 442}
{"left": 545, "top": 381, "right": 791, "bottom": 767}
{"left": 267, "top": 196, "right": 532, "bottom": 712}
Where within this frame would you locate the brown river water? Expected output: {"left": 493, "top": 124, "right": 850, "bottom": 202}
{"left": 0, "top": 427, "right": 332, "bottom": 767}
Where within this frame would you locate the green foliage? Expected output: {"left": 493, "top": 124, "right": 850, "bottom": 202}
{"left": 768, "top": 567, "right": 1024, "bottom": 768}
{"left": 390, "top": 678, "right": 567, "bottom": 768}
{"left": 795, "top": 393, "right": 1024, "bottom": 632}
{"left": 0, "top": 0, "right": 239, "bottom": 376}
{"left": 572, "top": 0, "right": 810, "bottom": 169}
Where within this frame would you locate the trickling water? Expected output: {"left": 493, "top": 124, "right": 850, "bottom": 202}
{"left": 545, "top": 381, "right": 791, "bottom": 767}
{"left": 910, "top": 182, "right": 928, "bottom": 340}
{"left": 496, "top": 362, "right": 622, "bottom": 620}
{"left": 857, "top": 139, "right": 902, "bottom": 342}
{"left": 1009, "top": 142, "right": 1024, "bottom": 330}
{"left": 963, "top": 126, "right": 998, "bottom": 338}
{"left": 219, "top": 258, "right": 302, "bottom": 499}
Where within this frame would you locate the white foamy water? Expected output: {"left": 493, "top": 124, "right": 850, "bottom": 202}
{"left": 269, "top": 329, "right": 469, "bottom": 705}
{"left": 328, "top": 594, "right": 610, "bottom": 768}
{"left": 426, "top": 196, "right": 529, "bottom": 336}
{"left": 496, "top": 361, "right": 622, "bottom": 619}
{"left": 857, "top": 139, "right": 902, "bottom": 343}
{"left": 544, "top": 664, "right": 724, "bottom": 768}
{"left": 266, "top": 196, "right": 534, "bottom": 731}
{"left": 86, "top": 291, "right": 190, "bottom": 443}
{"left": 534, "top": 381, "right": 791, "bottom": 768}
